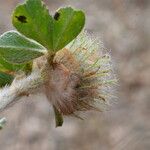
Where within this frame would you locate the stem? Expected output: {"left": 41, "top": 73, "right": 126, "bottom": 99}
{"left": 0, "top": 69, "right": 44, "bottom": 112}
{"left": 53, "top": 105, "right": 64, "bottom": 127}
{"left": 47, "top": 52, "right": 55, "bottom": 66}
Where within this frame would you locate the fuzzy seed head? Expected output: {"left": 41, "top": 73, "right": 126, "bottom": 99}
{"left": 45, "top": 31, "right": 116, "bottom": 116}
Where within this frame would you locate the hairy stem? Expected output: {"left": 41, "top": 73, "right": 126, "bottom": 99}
{"left": 0, "top": 69, "right": 44, "bottom": 112}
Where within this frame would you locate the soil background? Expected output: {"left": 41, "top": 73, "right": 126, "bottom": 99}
{"left": 0, "top": 0, "right": 150, "bottom": 150}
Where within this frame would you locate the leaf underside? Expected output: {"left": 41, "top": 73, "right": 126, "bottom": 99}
{"left": 0, "top": 31, "right": 46, "bottom": 64}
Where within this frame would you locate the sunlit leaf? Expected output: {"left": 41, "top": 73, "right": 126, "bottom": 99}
{"left": 12, "top": 0, "right": 85, "bottom": 51}
{"left": 12, "top": 0, "right": 53, "bottom": 50}
{"left": 53, "top": 7, "right": 85, "bottom": 51}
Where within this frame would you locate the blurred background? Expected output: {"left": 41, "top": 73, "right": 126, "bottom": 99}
{"left": 0, "top": 0, "right": 150, "bottom": 149}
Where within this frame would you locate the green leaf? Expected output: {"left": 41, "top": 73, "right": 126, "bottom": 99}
{"left": 0, "top": 57, "right": 33, "bottom": 75}
{"left": 0, "top": 56, "right": 25, "bottom": 72}
{"left": 53, "top": 7, "right": 85, "bottom": 51}
{"left": 0, "top": 72, "right": 14, "bottom": 87}
{"left": 0, "top": 31, "right": 46, "bottom": 64}
{"left": 12, "top": 0, "right": 85, "bottom": 51}
{"left": 12, "top": 0, "right": 53, "bottom": 50}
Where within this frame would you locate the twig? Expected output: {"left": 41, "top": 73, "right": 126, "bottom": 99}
{"left": 0, "top": 69, "right": 44, "bottom": 112}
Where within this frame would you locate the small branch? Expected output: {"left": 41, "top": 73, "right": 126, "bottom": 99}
{"left": 0, "top": 69, "right": 44, "bottom": 112}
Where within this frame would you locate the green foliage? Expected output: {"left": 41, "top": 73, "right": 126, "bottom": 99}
{"left": 12, "top": 0, "right": 85, "bottom": 51}
{"left": 0, "top": 57, "right": 25, "bottom": 72}
{"left": 0, "top": 31, "right": 46, "bottom": 64}
{"left": 12, "top": 0, "right": 53, "bottom": 50}
{"left": 0, "top": 72, "right": 14, "bottom": 87}
{"left": 0, "top": 0, "right": 85, "bottom": 77}
{"left": 52, "top": 7, "right": 85, "bottom": 51}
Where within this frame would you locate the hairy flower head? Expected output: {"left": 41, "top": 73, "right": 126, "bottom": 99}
{"left": 44, "top": 31, "right": 116, "bottom": 117}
